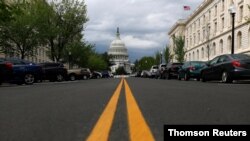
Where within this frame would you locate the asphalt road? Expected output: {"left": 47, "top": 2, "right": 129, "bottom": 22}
{"left": 0, "top": 78, "right": 250, "bottom": 141}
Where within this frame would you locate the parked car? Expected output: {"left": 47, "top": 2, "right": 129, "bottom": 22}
{"left": 200, "top": 54, "right": 250, "bottom": 83}
{"left": 162, "top": 62, "right": 183, "bottom": 79}
{"left": 141, "top": 70, "right": 151, "bottom": 78}
{"left": 178, "top": 61, "right": 206, "bottom": 81}
{"left": 67, "top": 68, "right": 91, "bottom": 81}
{"left": 39, "top": 62, "right": 68, "bottom": 82}
{"left": 91, "top": 71, "right": 102, "bottom": 79}
{"left": 101, "top": 70, "right": 113, "bottom": 78}
{"left": 0, "top": 58, "right": 42, "bottom": 85}
{"left": 158, "top": 63, "right": 166, "bottom": 79}
{"left": 150, "top": 65, "right": 159, "bottom": 78}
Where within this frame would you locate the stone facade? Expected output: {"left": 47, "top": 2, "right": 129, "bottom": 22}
{"left": 169, "top": 0, "right": 250, "bottom": 62}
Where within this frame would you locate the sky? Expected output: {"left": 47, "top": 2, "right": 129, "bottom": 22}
{"left": 84, "top": 0, "right": 204, "bottom": 62}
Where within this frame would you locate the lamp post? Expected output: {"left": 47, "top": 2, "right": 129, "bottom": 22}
{"left": 68, "top": 51, "right": 71, "bottom": 69}
{"left": 229, "top": 3, "right": 236, "bottom": 54}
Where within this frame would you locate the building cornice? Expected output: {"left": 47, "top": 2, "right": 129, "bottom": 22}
{"left": 168, "top": 19, "right": 186, "bottom": 35}
{"left": 185, "top": 0, "right": 213, "bottom": 25}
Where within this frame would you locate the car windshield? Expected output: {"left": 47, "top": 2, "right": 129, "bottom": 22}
{"left": 231, "top": 54, "right": 250, "bottom": 60}
{"left": 161, "top": 65, "right": 166, "bottom": 67}
{"left": 191, "top": 62, "right": 206, "bottom": 67}
{"left": 173, "top": 63, "right": 183, "bottom": 65}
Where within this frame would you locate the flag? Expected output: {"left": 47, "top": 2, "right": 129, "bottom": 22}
{"left": 184, "top": 6, "right": 191, "bottom": 11}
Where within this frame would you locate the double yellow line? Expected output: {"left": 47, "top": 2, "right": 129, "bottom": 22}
{"left": 86, "top": 78, "right": 155, "bottom": 141}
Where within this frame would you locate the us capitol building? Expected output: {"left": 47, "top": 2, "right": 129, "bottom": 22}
{"left": 108, "top": 28, "right": 132, "bottom": 74}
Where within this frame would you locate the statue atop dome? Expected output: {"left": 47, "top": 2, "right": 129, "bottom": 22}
{"left": 116, "top": 27, "right": 120, "bottom": 39}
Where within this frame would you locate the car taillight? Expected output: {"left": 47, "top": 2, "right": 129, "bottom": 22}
{"left": 5, "top": 62, "right": 13, "bottom": 70}
{"left": 189, "top": 66, "right": 195, "bottom": 71}
{"left": 232, "top": 60, "right": 241, "bottom": 67}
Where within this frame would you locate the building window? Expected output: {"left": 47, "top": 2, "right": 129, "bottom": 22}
{"left": 227, "top": 36, "right": 232, "bottom": 53}
{"left": 190, "top": 37, "right": 192, "bottom": 46}
{"left": 194, "top": 34, "right": 196, "bottom": 45}
{"left": 213, "top": 43, "right": 216, "bottom": 56}
{"left": 215, "top": 5, "right": 217, "bottom": 16}
{"left": 222, "top": 0, "right": 225, "bottom": 11}
{"left": 198, "top": 19, "right": 200, "bottom": 28}
{"left": 203, "top": 15, "right": 206, "bottom": 25}
{"left": 214, "top": 22, "right": 217, "bottom": 34}
{"left": 220, "top": 39, "right": 223, "bottom": 53}
{"left": 221, "top": 17, "right": 224, "bottom": 30}
{"left": 208, "top": 26, "right": 211, "bottom": 39}
{"left": 203, "top": 29, "right": 205, "bottom": 41}
{"left": 206, "top": 45, "right": 210, "bottom": 58}
{"left": 202, "top": 47, "right": 204, "bottom": 59}
{"left": 193, "top": 51, "right": 195, "bottom": 61}
{"left": 239, "top": 6, "right": 243, "bottom": 22}
{"left": 237, "top": 31, "right": 242, "bottom": 48}
{"left": 197, "top": 50, "right": 199, "bottom": 60}
{"left": 209, "top": 10, "right": 211, "bottom": 20}
{"left": 198, "top": 32, "right": 200, "bottom": 43}
{"left": 189, "top": 53, "right": 191, "bottom": 61}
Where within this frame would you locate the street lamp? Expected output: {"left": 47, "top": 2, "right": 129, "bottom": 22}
{"left": 68, "top": 51, "right": 71, "bottom": 69}
{"left": 229, "top": 3, "right": 236, "bottom": 54}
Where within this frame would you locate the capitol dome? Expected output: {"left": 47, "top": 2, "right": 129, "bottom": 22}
{"left": 108, "top": 27, "right": 129, "bottom": 64}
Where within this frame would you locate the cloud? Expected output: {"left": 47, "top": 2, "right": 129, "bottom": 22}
{"left": 84, "top": 0, "right": 204, "bottom": 61}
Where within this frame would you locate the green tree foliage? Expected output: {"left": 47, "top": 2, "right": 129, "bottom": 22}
{"left": 173, "top": 36, "right": 185, "bottom": 63}
{"left": 164, "top": 46, "right": 172, "bottom": 63}
{"left": 0, "top": 0, "right": 13, "bottom": 23}
{"left": 115, "top": 67, "right": 127, "bottom": 75}
{"left": 62, "top": 41, "right": 94, "bottom": 68}
{"left": 0, "top": 0, "right": 43, "bottom": 59}
{"left": 37, "top": 0, "right": 88, "bottom": 62}
{"left": 155, "top": 51, "right": 161, "bottom": 65}
{"left": 87, "top": 54, "right": 108, "bottom": 71}
{"left": 138, "top": 56, "right": 156, "bottom": 70}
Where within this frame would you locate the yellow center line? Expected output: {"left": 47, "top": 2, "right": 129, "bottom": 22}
{"left": 124, "top": 79, "right": 155, "bottom": 141}
{"left": 86, "top": 78, "right": 124, "bottom": 141}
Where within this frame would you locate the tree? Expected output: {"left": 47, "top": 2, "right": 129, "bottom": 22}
{"left": 138, "top": 56, "right": 156, "bottom": 70}
{"left": 87, "top": 54, "right": 108, "bottom": 71}
{"left": 38, "top": 0, "right": 88, "bottom": 62}
{"left": 115, "top": 67, "right": 127, "bottom": 75}
{"left": 164, "top": 45, "right": 172, "bottom": 63}
{"left": 62, "top": 41, "right": 94, "bottom": 68}
{"left": 0, "top": 0, "right": 13, "bottom": 23}
{"left": 155, "top": 51, "right": 161, "bottom": 65}
{"left": 173, "top": 36, "right": 185, "bottom": 63}
{"left": 0, "top": 0, "right": 43, "bottom": 59}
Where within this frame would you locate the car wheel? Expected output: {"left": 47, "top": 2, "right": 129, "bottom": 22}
{"left": 24, "top": 73, "right": 35, "bottom": 85}
{"left": 221, "top": 71, "right": 233, "bottom": 83}
{"left": 166, "top": 72, "right": 171, "bottom": 80}
{"left": 69, "top": 74, "right": 76, "bottom": 81}
{"left": 56, "top": 74, "right": 64, "bottom": 82}
{"left": 83, "top": 75, "right": 87, "bottom": 80}
{"left": 197, "top": 77, "right": 201, "bottom": 81}
{"left": 177, "top": 74, "right": 181, "bottom": 80}
{"left": 184, "top": 73, "right": 190, "bottom": 81}
{"left": 201, "top": 72, "right": 206, "bottom": 82}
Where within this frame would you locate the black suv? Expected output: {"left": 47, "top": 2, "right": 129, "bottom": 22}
{"left": 162, "top": 62, "right": 183, "bottom": 79}
{"left": 39, "top": 62, "right": 68, "bottom": 82}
